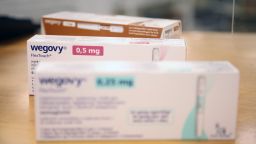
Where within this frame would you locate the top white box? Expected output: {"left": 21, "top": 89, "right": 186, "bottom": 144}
{"left": 27, "top": 35, "right": 186, "bottom": 95}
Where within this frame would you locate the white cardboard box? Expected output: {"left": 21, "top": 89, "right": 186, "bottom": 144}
{"left": 35, "top": 61, "right": 239, "bottom": 140}
{"left": 27, "top": 35, "right": 186, "bottom": 95}
{"left": 41, "top": 11, "right": 182, "bottom": 39}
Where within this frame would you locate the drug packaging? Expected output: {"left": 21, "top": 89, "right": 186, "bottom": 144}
{"left": 42, "top": 11, "right": 182, "bottom": 38}
{"left": 35, "top": 61, "right": 239, "bottom": 140}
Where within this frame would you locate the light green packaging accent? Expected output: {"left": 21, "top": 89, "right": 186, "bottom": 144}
{"left": 182, "top": 107, "right": 208, "bottom": 140}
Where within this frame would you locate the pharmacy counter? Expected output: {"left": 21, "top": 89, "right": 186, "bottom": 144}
{"left": 0, "top": 32, "right": 255, "bottom": 144}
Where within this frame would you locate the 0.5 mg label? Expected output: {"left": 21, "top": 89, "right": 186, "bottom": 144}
{"left": 72, "top": 45, "right": 104, "bottom": 56}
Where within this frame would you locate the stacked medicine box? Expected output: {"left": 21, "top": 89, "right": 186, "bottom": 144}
{"left": 27, "top": 11, "right": 239, "bottom": 141}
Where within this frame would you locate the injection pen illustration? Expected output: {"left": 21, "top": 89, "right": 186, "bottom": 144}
{"left": 152, "top": 48, "right": 160, "bottom": 61}
{"left": 164, "top": 29, "right": 172, "bottom": 38}
{"left": 195, "top": 75, "right": 206, "bottom": 137}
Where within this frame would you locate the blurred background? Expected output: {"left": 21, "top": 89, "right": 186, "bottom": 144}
{"left": 0, "top": 0, "right": 256, "bottom": 41}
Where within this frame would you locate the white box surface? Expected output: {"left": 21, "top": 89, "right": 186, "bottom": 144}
{"left": 35, "top": 61, "right": 239, "bottom": 140}
{"left": 27, "top": 35, "right": 186, "bottom": 95}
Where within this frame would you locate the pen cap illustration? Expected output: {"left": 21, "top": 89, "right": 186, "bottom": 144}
{"left": 152, "top": 48, "right": 160, "bottom": 61}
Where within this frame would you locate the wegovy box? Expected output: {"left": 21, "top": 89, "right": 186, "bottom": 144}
{"left": 27, "top": 35, "right": 186, "bottom": 95}
{"left": 35, "top": 61, "right": 239, "bottom": 140}
{"left": 41, "top": 11, "right": 182, "bottom": 38}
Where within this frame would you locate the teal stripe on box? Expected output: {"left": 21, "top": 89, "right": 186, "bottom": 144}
{"left": 182, "top": 107, "right": 208, "bottom": 140}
